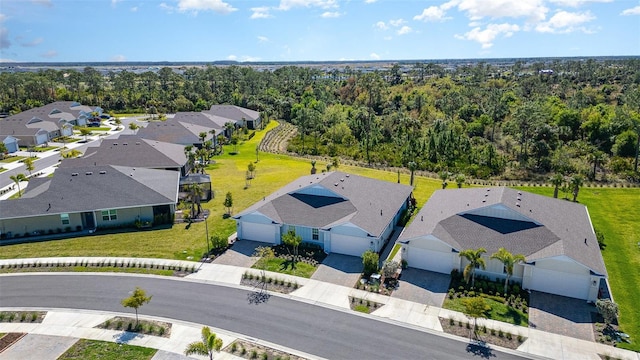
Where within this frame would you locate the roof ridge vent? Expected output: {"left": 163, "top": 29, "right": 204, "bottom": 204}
{"left": 99, "top": 170, "right": 106, "bottom": 174}
{"left": 345, "top": 174, "right": 350, "bottom": 177}
{"left": 85, "top": 171, "right": 93, "bottom": 175}
{"left": 71, "top": 172, "right": 78, "bottom": 176}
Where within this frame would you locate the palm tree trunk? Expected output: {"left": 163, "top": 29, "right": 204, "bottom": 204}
{"left": 504, "top": 275, "right": 509, "bottom": 294}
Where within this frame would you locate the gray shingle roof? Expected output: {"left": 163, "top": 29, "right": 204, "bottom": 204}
{"left": 136, "top": 120, "right": 214, "bottom": 145}
{"left": 0, "top": 165, "right": 179, "bottom": 220}
{"left": 398, "top": 187, "right": 607, "bottom": 276}
{"left": 235, "top": 171, "right": 413, "bottom": 237}
{"left": 59, "top": 136, "right": 187, "bottom": 170}
{"left": 0, "top": 101, "right": 97, "bottom": 138}
{"left": 206, "top": 105, "right": 259, "bottom": 122}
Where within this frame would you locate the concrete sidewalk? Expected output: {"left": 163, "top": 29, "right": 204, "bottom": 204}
{"left": 1, "top": 257, "right": 638, "bottom": 360}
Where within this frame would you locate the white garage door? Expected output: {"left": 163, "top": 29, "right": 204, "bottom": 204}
{"left": 36, "top": 133, "right": 49, "bottom": 145}
{"left": 528, "top": 268, "right": 590, "bottom": 300}
{"left": 406, "top": 247, "right": 453, "bottom": 274}
{"left": 331, "top": 234, "right": 370, "bottom": 257}
{"left": 240, "top": 222, "right": 277, "bottom": 243}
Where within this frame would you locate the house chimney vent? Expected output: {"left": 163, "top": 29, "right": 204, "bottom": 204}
{"left": 85, "top": 171, "right": 93, "bottom": 175}
{"left": 71, "top": 173, "right": 78, "bottom": 176}
{"left": 516, "top": 202, "right": 520, "bottom": 207}
{"left": 99, "top": 171, "right": 106, "bottom": 174}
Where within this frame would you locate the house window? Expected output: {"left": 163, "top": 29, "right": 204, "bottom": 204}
{"left": 312, "top": 228, "right": 319, "bottom": 240}
{"left": 101, "top": 209, "right": 117, "bottom": 221}
{"left": 60, "top": 213, "right": 70, "bottom": 225}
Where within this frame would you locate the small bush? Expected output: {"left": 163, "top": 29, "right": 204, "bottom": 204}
{"left": 261, "top": 352, "right": 268, "bottom": 360}
{"left": 250, "top": 350, "right": 258, "bottom": 359}
{"left": 241, "top": 347, "right": 247, "bottom": 355}
{"left": 231, "top": 342, "right": 237, "bottom": 353}
{"left": 491, "top": 328, "right": 496, "bottom": 336}
{"left": 116, "top": 321, "right": 123, "bottom": 330}
{"left": 498, "top": 329, "right": 504, "bottom": 338}
{"left": 506, "top": 332, "right": 512, "bottom": 340}
{"left": 466, "top": 322, "right": 471, "bottom": 329}
{"left": 20, "top": 313, "right": 27, "bottom": 322}
{"left": 0, "top": 313, "right": 5, "bottom": 321}
{"left": 8, "top": 313, "right": 15, "bottom": 321}
{"left": 158, "top": 326, "right": 165, "bottom": 336}
{"left": 449, "top": 318, "right": 455, "bottom": 326}
{"left": 517, "top": 334, "right": 524, "bottom": 343}
{"left": 105, "top": 320, "right": 111, "bottom": 328}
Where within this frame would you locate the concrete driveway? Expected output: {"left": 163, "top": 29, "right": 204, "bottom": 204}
{"left": 211, "top": 239, "right": 268, "bottom": 268}
{"left": 392, "top": 268, "right": 450, "bottom": 307}
{"left": 528, "top": 291, "right": 597, "bottom": 341}
{"left": 311, "top": 253, "right": 363, "bottom": 288}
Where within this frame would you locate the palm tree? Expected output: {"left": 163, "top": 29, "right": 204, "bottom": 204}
{"left": 10, "top": 173, "right": 27, "bottom": 198}
{"left": 550, "top": 173, "right": 564, "bottom": 199}
{"left": 455, "top": 174, "right": 466, "bottom": 188}
{"left": 184, "top": 326, "right": 223, "bottom": 360}
{"left": 490, "top": 247, "right": 526, "bottom": 294}
{"left": 459, "top": 248, "right": 486, "bottom": 287}
{"left": 188, "top": 183, "right": 204, "bottom": 218}
{"left": 408, "top": 161, "right": 417, "bottom": 186}
{"left": 570, "top": 174, "right": 584, "bottom": 202}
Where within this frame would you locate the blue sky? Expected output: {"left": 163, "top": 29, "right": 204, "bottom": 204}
{"left": 1, "top": 0, "right": 639, "bottom": 62}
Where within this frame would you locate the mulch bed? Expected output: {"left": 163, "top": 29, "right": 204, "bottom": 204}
{"left": 95, "top": 316, "right": 172, "bottom": 338}
{"left": 224, "top": 339, "right": 306, "bottom": 360}
{"left": 240, "top": 277, "right": 300, "bottom": 294}
{"left": 0, "top": 333, "right": 27, "bottom": 353}
{"left": 439, "top": 317, "right": 526, "bottom": 350}
{"left": 0, "top": 311, "right": 47, "bottom": 323}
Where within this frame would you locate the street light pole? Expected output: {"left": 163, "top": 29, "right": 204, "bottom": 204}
{"left": 204, "top": 215, "right": 210, "bottom": 261}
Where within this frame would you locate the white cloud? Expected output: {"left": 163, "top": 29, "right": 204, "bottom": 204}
{"left": 389, "top": 18, "right": 405, "bottom": 27}
{"left": 278, "top": 0, "right": 337, "bottom": 11}
{"left": 374, "top": 21, "right": 388, "bottom": 30}
{"left": 257, "top": 36, "right": 269, "bottom": 43}
{"left": 112, "top": 55, "right": 127, "bottom": 62}
{"left": 32, "top": 0, "right": 53, "bottom": 7}
{"left": 250, "top": 7, "right": 272, "bottom": 19}
{"left": 535, "top": 10, "right": 595, "bottom": 33}
{"left": 227, "top": 54, "right": 237, "bottom": 60}
{"left": 456, "top": 0, "right": 548, "bottom": 23}
{"left": 131, "top": 6, "right": 138, "bottom": 12}
{"left": 177, "top": 0, "right": 237, "bottom": 14}
{"left": 397, "top": 26, "right": 412, "bottom": 35}
{"left": 239, "top": 56, "right": 260, "bottom": 62}
{"left": 0, "top": 58, "right": 16, "bottom": 63}
{"left": 365, "top": 0, "right": 377, "bottom": 3}
{"left": 0, "top": 28, "right": 10, "bottom": 49}
{"left": 621, "top": 6, "right": 640, "bottom": 16}
{"left": 111, "top": 0, "right": 122, "bottom": 6}
{"left": 549, "top": 0, "right": 612, "bottom": 7}
{"left": 20, "top": 37, "right": 43, "bottom": 47}
{"left": 414, "top": 6, "right": 448, "bottom": 22}
{"left": 40, "top": 50, "right": 57, "bottom": 58}
{"left": 321, "top": 11, "right": 342, "bottom": 18}
{"left": 455, "top": 23, "right": 520, "bottom": 48}
{"left": 159, "top": 3, "right": 175, "bottom": 12}
{"left": 370, "top": 52, "right": 380, "bottom": 60}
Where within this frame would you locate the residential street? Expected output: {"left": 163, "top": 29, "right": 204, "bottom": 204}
{"left": 0, "top": 274, "right": 529, "bottom": 360}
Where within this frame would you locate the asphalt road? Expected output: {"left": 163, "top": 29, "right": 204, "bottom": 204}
{"left": 0, "top": 274, "right": 531, "bottom": 360}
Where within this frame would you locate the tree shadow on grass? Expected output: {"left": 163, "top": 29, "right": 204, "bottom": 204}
{"left": 279, "top": 259, "right": 297, "bottom": 271}
{"left": 113, "top": 330, "right": 143, "bottom": 344}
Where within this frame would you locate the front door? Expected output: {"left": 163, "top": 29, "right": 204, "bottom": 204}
{"left": 82, "top": 212, "right": 95, "bottom": 229}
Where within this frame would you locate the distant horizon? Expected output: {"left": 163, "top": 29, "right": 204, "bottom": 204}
{"left": 2, "top": 54, "right": 639, "bottom": 67}
{"left": 1, "top": 1, "right": 638, "bottom": 63}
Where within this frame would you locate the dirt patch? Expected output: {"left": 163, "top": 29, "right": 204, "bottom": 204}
{"left": 0, "top": 333, "right": 27, "bottom": 352}
{"left": 0, "top": 311, "right": 46, "bottom": 323}
{"left": 241, "top": 277, "right": 300, "bottom": 294}
{"left": 439, "top": 317, "right": 526, "bottom": 350}
{"left": 224, "top": 339, "right": 306, "bottom": 360}
{"left": 95, "top": 316, "right": 172, "bottom": 338}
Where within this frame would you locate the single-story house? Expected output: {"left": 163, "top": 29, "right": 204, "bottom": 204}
{"left": 1, "top": 135, "right": 19, "bottom": 153}
{"left": 398, "top": 187, "right": 608, "bottom": 302}
{"left": 136, "top": 120, "right": 218, "bottom": 148}
{"left": 234, "top": 171, "right": 413, "bottom": 257}
{"left": 205, "top": 105, "right": 261, "bottom": 130}
{"left": 0, "top": 165, "right": 179, "bottom": 240}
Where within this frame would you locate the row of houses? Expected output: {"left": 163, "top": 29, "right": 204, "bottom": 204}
{"left": 0, "top": 101, "right": 105, "bottom": 151}
{"left": 0, "top": 103, "right": 262, "bottom": 242}
{"left": 233, "top": 171, "right": 608, "bottom": 302}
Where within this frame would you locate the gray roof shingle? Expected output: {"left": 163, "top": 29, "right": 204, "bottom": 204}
{"left": 398, "top": 187, "right": 607, "bottom": 276}
{"left": 0, "top": 165, "right": 179, "bottom": 220}
{"left": 236, "top": 171, "right": 413, "bottom": 237}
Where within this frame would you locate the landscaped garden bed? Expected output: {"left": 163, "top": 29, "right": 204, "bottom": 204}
{"left": 59, "top": 339, "right": 157, "bottom": 360}
{"left": 0, "top": 333, "right": 27, "bottom": 353}
{"left": 349, "top": 296, "right": 383, "bottom": 314}
{"left": 241, "top": 272, "right": 300, "bottom": 294}
{"left": 444, "top": 270, "right": 529, "bottom": 326}
{"left": 439, "top": 317, "right": 526, "bottom": 350}
{"left": 95, "top": 316, "right": 171, "bottom": 338}
{"left": 224, "top": 339, "right": 306, "bottom": 360}
{"left": 0, "top": 311, "right": 46, "bottom": 323}
{"left": 251, "top": 244, "right": 326, "bottom": 278}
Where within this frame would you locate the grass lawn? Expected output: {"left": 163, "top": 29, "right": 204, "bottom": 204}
{"left": 444, "top": 297, "right": 529, "bottom": 326}
{"left": 387, "top": 244, "right": 401, "bottom": 261}
{"left": 87, "top": 127, "right": 113, "bottom": 132}
{"left": 252, "top": 257, "right": 317, "bottom": 278}
{"left": 519, "top": 186, "right": 640, "bottom": 351}
{"left": 0, "top": 168, "right": 5, "bottom": 173}
{"left": 0, "top": 156, "right": 26, "bottom": 163}
{"left": 20, "top": 146, "right": 58, "bottom": 152}
{"left": 58, "top": 339, "right": 157, "bottom": 360}
{"left": 0, "top": 266, "right": 175, "bottom": 276}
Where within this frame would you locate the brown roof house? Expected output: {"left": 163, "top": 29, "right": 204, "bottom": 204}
{"left": 398, "top": 187, "right": 608, "bottom": 301}
{"left": 234, "top": 171, "right": 413, "bottom": 257}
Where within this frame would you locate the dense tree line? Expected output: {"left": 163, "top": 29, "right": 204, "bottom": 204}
{"left": 1, "top": 58, "right": 639, "bottom": 182}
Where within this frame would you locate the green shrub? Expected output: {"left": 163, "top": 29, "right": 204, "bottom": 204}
{"left": 20, "top": 313, "right": 27, "bottom": 322}
{"left": 498, "top": 329, "right": 504, "bottom": 338}
{"left": 261, "top": 352, "right": 268, "bottom": 360}
{"left": 105, "top": 320, "right": 111, "bottom": 328}
{"left": 250, "top": 350, "right": 258, "bottom": 359}
{"left": 241, "top": 347, "right": 246, "bottom": 355}
{"left": 231, "top": 342, "right": 237, "bottom": 353}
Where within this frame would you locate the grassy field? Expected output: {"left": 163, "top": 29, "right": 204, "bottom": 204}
{"left": 58, "top": 339, "right": 157, "bottom": 360}
{"left": 520, "top": 186, "right": 640, "bottom": 351}
{"left": 444, "top": 296, "right": 529, "bottom": 326}
{"left": 252, "top": 258, "right": 317, "bottom": 278}
{"left": 0, "top": 156, "right": 26, "bottom": 163}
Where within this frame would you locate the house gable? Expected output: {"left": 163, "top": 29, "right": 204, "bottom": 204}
{"left": 292, "top": 184, "right": 345, "bottom": 199}
{"left": 461, "top": 204, "right": 541, "bottom": 225}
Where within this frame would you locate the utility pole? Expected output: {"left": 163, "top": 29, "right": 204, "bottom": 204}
{"left": 204, "top": 214, "right": 210, "bottom": 262}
